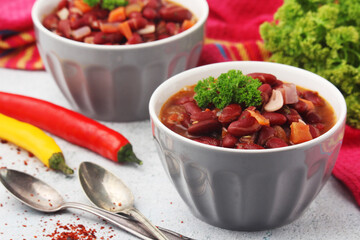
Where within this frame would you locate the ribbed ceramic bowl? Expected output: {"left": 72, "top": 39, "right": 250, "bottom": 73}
{"left": 32, "top": 0, "right": 208, "bottom": 121}
{"left": 149, "top": 61, "right": 347, "bottom": 231}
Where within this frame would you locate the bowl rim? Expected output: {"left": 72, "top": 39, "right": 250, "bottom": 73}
{"left": 149, "top": 61, "right": 347, "bottom": 154}
{"left": 31, "top": 0, "right": 209, "bottom": 50}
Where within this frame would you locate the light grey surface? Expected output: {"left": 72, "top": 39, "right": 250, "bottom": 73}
{"left": 0, "top": 68, "right": 359, "bottom": 239}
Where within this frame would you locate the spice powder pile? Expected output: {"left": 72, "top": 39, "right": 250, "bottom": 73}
{"left": 45, "top": 221, "right": 97, "bottom": 240}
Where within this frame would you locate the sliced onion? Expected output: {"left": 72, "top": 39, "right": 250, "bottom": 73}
{"left": 71, "top": 26, "right": 91, "bottom": 40}
{"left": 69, "top": 7, "right": 83, "bottom": 15}
{"left": 282, "top": 83, "right": 298, "bottom": 104}
{"left": 57, "top": 8, "right": 70, "bottom": 20}
{"left": 137, "top": 24, "right": 155, "bottom": 35}
{"left": 84, "top": 36, "right": 95, "bottom": 44}
{"left": 125, "top": 3, "right": 143, "bottom": 17}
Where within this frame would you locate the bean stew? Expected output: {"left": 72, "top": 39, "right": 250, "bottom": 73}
{"left": 160, "top": 71, "right": 336, "bottom": 149}
{"left": 42, "top": 0, "right": 196, "bottom": 45}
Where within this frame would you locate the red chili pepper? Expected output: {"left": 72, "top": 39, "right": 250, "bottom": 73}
{"left": 0, "top": 92, "right": 142, "bottom": 165}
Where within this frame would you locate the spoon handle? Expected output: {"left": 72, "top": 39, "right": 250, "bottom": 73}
{"left": 64, "top": 202, "right": 153, "bottom": 240}
{"left": 126, "top": 207, "right": 169, "bottom": 240}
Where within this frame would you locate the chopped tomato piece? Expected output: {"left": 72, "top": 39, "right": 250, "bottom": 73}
{"left": 73, "top": 0, "right": 92, "bottom": 13}
{"left": 248, "top": 109, "right": 270, "bottom": 126}
{"left": 119, "top": 21, "right": 133, "bottom": 40}
{"left": 299, "top": 98, "right": 315, "bottom": 111}
{"left": 181, "top": 19, "right": 195, "bottom": 31}
{"left": 100, "top": 22, "right": 120, "bottom": 33}
{"left": 290, "top": 121, "right": 313, "bottom": 144}
{"left": 108, "top": 7, "right": 126, "bottom": 23}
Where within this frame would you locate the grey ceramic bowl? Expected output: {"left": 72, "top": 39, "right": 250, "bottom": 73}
{"left": 149, "top": 61, "right": 347, "bottom": 231}
{"left": 31, "top": 0, "right": 208, "bottom": 121}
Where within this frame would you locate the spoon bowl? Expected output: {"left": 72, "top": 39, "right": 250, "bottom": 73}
{"left": 0, "top": 168, "right": 64, "bottom": 212}
{"left": 79, "top": 161, "right": 168, "bottom": 240}
{"left": 79, "top": 161, "right": 134, "bottom": 213}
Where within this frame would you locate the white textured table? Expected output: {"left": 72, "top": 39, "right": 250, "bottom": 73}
{"left": 0, "top": 68, "right": 359, "bottom": 240}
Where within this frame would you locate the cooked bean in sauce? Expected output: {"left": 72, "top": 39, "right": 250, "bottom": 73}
{"left": 160, "top": 72, "right": 336, "bottom": 149}
{"left": 42, "top": 0, "right": 196, "bottom": 45}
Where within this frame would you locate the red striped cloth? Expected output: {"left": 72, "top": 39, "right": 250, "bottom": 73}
{"left": 1, "top": 0, "right": 360, "bottom": 206}
{"left": 0, "top": 0, "right": 43, "bottom": 70}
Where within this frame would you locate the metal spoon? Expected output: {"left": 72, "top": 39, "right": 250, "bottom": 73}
{"left": 0, "top": 168, "right": 156, "bottom": 240}
{"left": 78, "top": 161, "right": 172, "bottom": 240}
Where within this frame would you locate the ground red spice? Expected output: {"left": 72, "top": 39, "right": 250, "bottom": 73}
{"left": 45, "top": 221, "right": 97, "bottom": 240}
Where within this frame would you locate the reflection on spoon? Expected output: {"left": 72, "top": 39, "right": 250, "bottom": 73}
{"left": 78, "top": 161, "right": 169, "bottom": 240}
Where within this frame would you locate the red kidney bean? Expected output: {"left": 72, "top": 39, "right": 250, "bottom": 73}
{"left": 142, "top": 7, "right": 158, "bottom": 20}
{"left": 273, "top": 125, "right": 288, "bottom": 142}
{"left": 258, "top": 83, "right": 272, "bottom": 104}
{"left": 93, "top": 32, "right": 123, "bottom": 44}
{"left": 145, "top": 0, "right": 162, "bottom": 9}
{"left": 158, "top": 34, "right": 170, "bottom": 39}
{"left": 309, "top": 125, "right": 320, "bottom": 138}
{"left": 156, "top": 21, "right": 167, "bottom": 35}
{"left": 129, "top": 12, "right": 142, "bottom": 19}
{"left": 71, "top": 11, "right": 101, "bottom": 29}
{"left": 265, "top": 137, "right": 288, "bottom": 148}
{"left": 57, "top": 0, "right": 68, "bottom": 10}
{"left": 180, "top": 113, "right": 191, "bottom": 129}
{"left": 306, "top": 111, "right": 321, "bottom": 124}
{"left": 222, "top": 133, "right": 238, "bottom": 148}
{"left": 227, "top": 115, "right": 261, "bottom": 137}
{"left": 262, "top": 112, "right": 287, "bottom": 125}
{"left": 218, "top": 104, "right": 242, "bottom": 125}
{"left": 166, "top": 22, "right": 180, "bottom": 35}
{"left": 93, "top": 9, "right": 109, "bottom": 19}
{"left": 159, "top": 6, "right": 192, "bottom": 22}
{"left": 127, "top": 33, "right": 144, "bottom": 44}
{"left": 191, "top": 111, "right": 216, "bottom": 122}
{"left": 188, "top": 119, "right": 222, "bottom": 135}
{"left": 303, "top": 91, "right": 324, "bottom": 106}
{"left": 313, "top": 123, "right": 325, "bottom": 132}
{"left": 192, "top": 136, "right": 220, "bottom": 146}
{"left": 142, "top": 32, "right": 156, "bottom": 42}
{"left": 236, "top": 142, "right": 264, "bottom": 149}
{"left": 43, "top": 14, "right": 59, "bottom": 30}
{"left": 183, "top": 101, "right": 201, "bottom": 115}
{"left": 281, "top": 108, "right": 302, "bottom": 124}
{"left": 128, "top": 17, "right": 148, "bottom": 30}
{"left": 258, "top": 83, "right": 272, "bottom": 96}
{"left": 272, "top": 80, "right": 284, "bottom": 88}
{"left": 292, "top": 100, "right": 308, "bottom": 114}
{"left": 70, "top": 18, "right": 86, "bottom": 29}
{"left": 257, "top": 126, "right": 275, "bottom": 146}
{"left": 175, "top": 96, "right": 193, "bottom": 105}
{"left": 58, "top": 20, "right": 71, "bottom": 38}
{"left": 247, "top": 73, "right": 277, "bottom": 86}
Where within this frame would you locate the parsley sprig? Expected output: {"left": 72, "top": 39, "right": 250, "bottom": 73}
{"left": 194, "top": 70, "right": 262, "bottom": 109}
{"left": 83, "top": 0, "right": 128, "bottom": 10}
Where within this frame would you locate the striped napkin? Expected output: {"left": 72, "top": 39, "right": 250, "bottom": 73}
{"left": 0, "top": 0, "right": 43, "bottom": 70}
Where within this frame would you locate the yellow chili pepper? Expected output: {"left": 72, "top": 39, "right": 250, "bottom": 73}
{"left": 0, "top": 113, "right": 73, "bottom": 175}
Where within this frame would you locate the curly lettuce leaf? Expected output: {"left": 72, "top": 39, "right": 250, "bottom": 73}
{"left": 260, "top": 0, "right": 360, "bottom": 128}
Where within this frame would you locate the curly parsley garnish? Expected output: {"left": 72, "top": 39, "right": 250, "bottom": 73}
{"left": 83, "top": 0, "right": 128, "bottom": 10}
{"left": 193, "top": 70, "right": 262, "bottom": 109}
